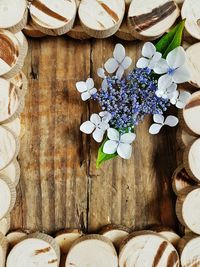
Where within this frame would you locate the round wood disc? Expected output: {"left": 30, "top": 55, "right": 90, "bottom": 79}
{"left": 0, "top": 0, "right": 27, "bottom": 33}
{"left": 184, "top": 138, "right": 200, "bottom": 182}
{"left": 115, "top": 19, "right": 136, "bottom": 41}
{"left": 0, "top": 159, "right": 20, "bottom": 186}
{"left": 9, "top": 71, "right": 28, "bottom": 97}
{"left": 172, "top": 164, "right": 198, "bottom": 195}
{"left": 14, "top": 31, "right": 28, "bottom": 62}
{"left": 67, "top": 18, "right": 90, "bottom": 40}
{"left": 0, "top": 232, "right": 8, "bottom": 267}
{"left": 0, "top": 215, "right": 10, "bottom": 235}
{"left": 127, "top": 0, "right": 180, "bottom": 40}
{"left": 99, "top": 224, "right": 131, "bottom": 249}
{"left": 0, "top": 175, "right": 16, "bottom": 220}
{"left": 176, "top": 128, "right": 197, "bottom": 149}
{"left": 149, "top": 226, "right": 180, "bottom": 247}
{"left": 181, "top": 0, "right": 200, "bottom": 40}
{"left": 29, "top": 0, "right": 77, "bottom": 36}
{"left": 0, "top": 126, "right": 19, "bottom": 171}
{"left": 23, "top": 19, "right": 47, "bottom": 38}
{"left": 119, "top": 231, "right": 180, "bottom": 267}
{"left": 186, "top": 43, "right": 200, "bottom": 88}
{"left": 78, "top": 0, "right": 125, "bottom": 38}
{"left": 4, "top": 118, "right": 21, "bottom": 137}
{"left": 7, "top": 231, "right": 28, "bottom": 249}
{"left": 65, "top": 234, "right": 118, "bottom": 267}
{"left": 181, "top": 91, "right": 200, "bottom": 136}
{"left": 176, "top": 186, "right": 200, "bottom": 234}
{"left": 55, "top": 229, "right": 82, "bottom": 254}
{"left": 7, "top": 232, "right": 60, "bottom": 267}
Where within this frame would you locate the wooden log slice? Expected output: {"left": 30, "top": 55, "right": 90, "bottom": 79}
{"left": 14, "top": 31, "right": 28, "bottom": 62}
{"left": 176, "top": 186, "right": 200, "bottom": 234}
{"left": 0, "top": 175, "right": 16, "bottom": 221}
{"left": 181, "top": 0, "right": 200, "bottom": 41}
{"left": 9, "top": 72, "right": 28, "bottom": 97}
{"left": 149, "top": 226, "right": 180, "bottom": 247}
{"left": 115, "top": 18, "right": 136, "bottom": 41}
{"left": 4, "top": 118, "right": 21, "bottom": 137}
{"left": 99, "top": 224, "right": 131, "bottom": 249}
{"left": 0, "top": 78, "right": 24, "bottom": 124}
{"left": 0, "top": 126, "right": 19, "bottom": 171}
{"left": 0, "top": 159, "right": 20, "bottom": 187}
{"left": 55, "top": 229, "right": 82, "bottom": 254}
{"left": 178, "top": 233, "right": 200, "bottom": 267}
{"left": 176, "top": 128, "right": 197, "bottom": 149}
{"left": 7, "top": 232, "right": 60, "bottom": 267}
{"left": 0, "top": 30, "right": 24, "bottom": 79}
{"left": 67, "top": 18, "right": 90, "bottom": 40}
{"left": 180, "top": 91, "right": 200, "bottom": 136}
{"left": 127, "top": 0, "right": 180, "bottom": 41}
{"left": 0, "top": 215, "right": 10, "bottom": 235}
{"left": 23, "top": 20, "right": 47, "bottom": 38}
{"left": 6, "top": 231, "right": 28, "bottom": 249}
{"left": 65, "top": 234, "right": 118, "bottom": 267}
{"left": 0, "top": 0, "right": 28, "bottom": 33}
{"left": 172, "top": 164, "right": 198, "bottom": 195}
{"left": 186, "top": 43, "right": 200, "bottom": 88}
{"left": 119, "top": 231, "right": 180, "bottom": 267}
{"left": 0, "top": 232, "right": 8, "bottom": 267}
{"left": 29, "top": 0, "right": 77, "bottom": 36}
{"left": 78, "top": 0, "right": 125, "bottom": 38}
{"left": 184, "top": 139, "right": 200, "bottom": 182}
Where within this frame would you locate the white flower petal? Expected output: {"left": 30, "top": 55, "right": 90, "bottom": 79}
{"left": 166, "top": 46, "right": 186, "bottom": 69}
{"left": 101, "top": 79, "right": 108, "bottom": 90}
{"left": 153, "top": 114, "right": 164, "bottom": 124}
{"left": 142, "top": 42, "right": 156, "bottom": 59}
{"left": 149, "top": 123, "right": 163, "bottom": 135}
{"left": 99, "top": 111, "right": 112, "bottom": 122}
{"left": 158, "top": 74, "right": 173, "bottom": 91}
{"left": 148, "top": 52, "right": 162, "bottom": 69}
{"left": 164, "top": 116, "right": 179, "bottom": 127}
{"left": 113, "top": 44, "right": 125, "bottom": 63}
{"left": 121, "top": 56, "right": 132, "bottom": 69}
{"left": 80, "top": 121, "right": 95, "bottom": 134}
{"left": 92, "top": 128, "right": 105, "bottom": 143}
{"left": 154, "top": 58, "right": 169, "bottom": 74}
{"left": 136, "top": 58, "right": 149, "bottom": 69}
{"left": 107, "top": 128, "right": 119, "bottom": 141}
{"left": 89, "top": 88, "right": 97, "bottom": 95}
{"left": 172, "top": 65, "right": 191, "bottom": 84}
{"left": 90, "top": 113, "right": 101, "bottom": 126}
{"left": 86, "top": 78, "right": 94, "bottom": 90}
{"left": 117, "top": 143, "right": 132, "bottom": 159}
{"left": 103, "top": 140, "right": 118, "bottom": 154}
{"left": 176, "top": 100, "right": 186, "bottom": 109}
{"left": 97, "top": 68, "right": 106, "bottom": 78}
{"left": 179, "top": 90, "right": 191, "bottom": 103}
{"left": 170, "top": 90, "right": 179, "bottom": 105}
{"left": 155, "top": 89, "right": 165, "bottom": 98}
{"left": 99, "top": 122, "right": 109, "bottom": 131}
{"left": 116, "top": 65, "right": 124, "bottom": 79}
{"left": 81, "top": 91, "right": 91, "bottom": 101}
{"left": 120, "top": 133, "right": 136, "bottom": 144}
{"left": 104, "top": 58, "right": 119, "bottom": 73}
{"left": 76, "top": 81, "right": 87, "bottom": 92}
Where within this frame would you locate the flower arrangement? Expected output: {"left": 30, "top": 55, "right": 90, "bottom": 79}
{"left": 76, "top": 21, "right": 191, "bottom": 167}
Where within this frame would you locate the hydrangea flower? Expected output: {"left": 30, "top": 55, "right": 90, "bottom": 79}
{"left": 104, "top": 44, "right": 132, "bottom": 79}
{"left": 154, "top": 47, "right": 191, "bottom": 91}
{"left": 149, "top": 114, "right": 179, "bottom": 134}
{"left": 136, "top": 42, "right": 162, "bottom": 69}
{"left": 80, "top": 113, "right": 110, "bottom": 142}
{"left": 170, "top": 90, "right": 191, "bottom": 109}
{"left": 76, "top": 78, "right": 97, "bottom": 101}
{"left": 156, "top": 83, "right": 177, "bottom": 99}
{"left": 103, "top": 128, "right": 136, "bottom": 159}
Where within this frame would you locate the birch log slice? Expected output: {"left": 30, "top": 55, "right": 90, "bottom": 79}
{"left": 0, "top": 30, "right": 24, "bottom": 79}
{"left": 186, "top": 43, "right": 200, "bottom": 88}
{"left": 119, "top": 231, "right": 180, "bottom": 267}
{"left": 78, "top": 0, "right": 125, "bottom": 38}
{"left": 0, "top": 232, "right": 8, "bottom": 267}
{"left": 0, "top": 159, "right": 20, "bottom": 187}
{"left": 0, "top": 215, "right": 10, "bottom": 235}
{"left": 127, "top": 0, "right": 180, "bottom": 41}
{"left": 29, "top": 0, "right": 77, "bottom": 36}
{"left": 115, "top": 19, "right": 136, "bottom": 41}
{"left": 55, "top": 229, "right": 82, "bottom": 254}
{"left": 0, "top": 126, "right": 19, "bottom": 171}
{"left": 0, "top": 78, "right": 23, "bottom": 124}
{"left": 14, "top": 32, "right": 28, "bottom": 62}
{"left": 176, "top": 128, "right": 197, "bottom": 149}
{"left": 181, "top": 91, "right": 200, "bottom": 136}
{"left": 67, "top": 18, "right": 90, "bottom": 40}
{"left": 4, "top": 118, "right": 21, "bottom": 137}
{"left": 7, "top": 231, "right": 28, "bottom": 249}
{"left": 150, "top": 226, "right": 180, "bottom": 247}
{"left": 99, "top": 224, "right": 131, "bottom": 249}
{"left": 7, "top": 233, "right": 60, "bottom": 267}
{"left": 9, "top": 72, "right": 28, "bottom": 97}
{"left": 178, "top": 234, "right": 200, "bottom": 267}
{"left": 0, "top": 175, "right": 16, "bottom": 220}
{"left": 65, "top": 234, "right": 118, "bottom": 267}
{"left": 23, "top": 20, "right": 47, "bottom": 38}
{"left": 172, "top": 165, "right": 198, "bottom": 195}
{"left": 176, "top": 186, "right": 200, "bottom": 234}
{"left": 184, "top": 139, "right": 200, "bottom": 182}
{"left": 181, "top": 0, "right": 200, "bottom": 40}
{"left": 0, "top": 0, "right": 27, "bottom": 33}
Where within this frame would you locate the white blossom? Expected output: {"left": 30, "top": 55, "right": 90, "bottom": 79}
{"left": 76, "top": 78, "right": 97, "bottom": 101}
{"left": 156, "top": 83, "right": 177, "bottom": 100}
{"left": 149, "top": 114, "right": 179, "bottom": 135}
{"left": 170, "top": 90, "right": 191, "bottom": 109}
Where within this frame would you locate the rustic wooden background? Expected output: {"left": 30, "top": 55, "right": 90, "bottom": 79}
{"left": 10, "top": 37, "right": 181, "bottom": 234}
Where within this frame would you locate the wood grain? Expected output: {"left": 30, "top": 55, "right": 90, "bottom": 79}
{"left": 10, "top": 37, "right": 179, "bottom": 235}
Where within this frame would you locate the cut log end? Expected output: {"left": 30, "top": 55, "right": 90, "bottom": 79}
{"left": 0, "top": 232, "right": 8, "bottom": 267}
{"left": 186, "top": 43, "right": 200, "bottom": 88}
{"left": 6, "top": 231, "right": 27, "bottom": 249}
{"left": 0, "top": 158, "right": 20, "bottom": 186}
{"left": 23, "top": 20, "right": 47, "bottom": 38}
{"left": 4, "top": 118, "right": 21, "bottom": 138}
{"left": 67, "top": 18, "right": 90, "bottom": 40}
{"left": 150, "top": 226, "right": 181, "bottom": 247}
{"left": 0, "top": 215, "right": 10, "bottom": 235}
{"left": 115, "top": 19, "right": 136, "bottom": 41}
{"left": 176, "top": 128, "right": 197, "bottom": 149}
{"left": 65, "top": 234, "right": 118, "bottom": 267}
{"left": 119, "top": 231, "right": 179, "bottom": 267}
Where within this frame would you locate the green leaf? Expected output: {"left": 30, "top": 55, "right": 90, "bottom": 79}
{"left": 96, "top": 139, "right": 118, "bottom": 168}
{"left": 155, "top": 20, "right": 186, "bottom": 58}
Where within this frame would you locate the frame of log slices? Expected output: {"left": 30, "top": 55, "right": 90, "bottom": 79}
{"left": 0, "top": 0, "right": 200, "bottom": 266}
